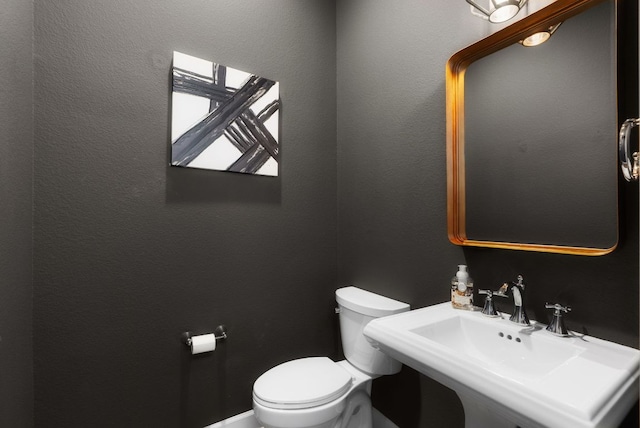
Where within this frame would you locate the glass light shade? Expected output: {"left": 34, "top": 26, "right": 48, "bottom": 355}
{"left": 489, "top": 3, "right": 520, "bottom": 22}
{"left": 466, "top": 0, "right": 527, "bottom": 24}
{"left": 520, "top": 22, "right": 562, "bottom": 47}
{"left": 522, "top": 31, "right": 551, "bottom": 46}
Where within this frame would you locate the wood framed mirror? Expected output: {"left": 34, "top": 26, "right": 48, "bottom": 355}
{"left": 446, "top": 0, "right": 618, "bottom": 256}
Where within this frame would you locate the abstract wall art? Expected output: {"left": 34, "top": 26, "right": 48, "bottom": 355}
{"left": 171, "top": 51, "right": 280, "bottom": 176}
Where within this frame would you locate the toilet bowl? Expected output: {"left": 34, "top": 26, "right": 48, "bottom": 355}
{"left": 252, "top": 286, "right": 409, "bottom": 428}
{"left": 253, "top": 358, "right": 372, "bottom": 428}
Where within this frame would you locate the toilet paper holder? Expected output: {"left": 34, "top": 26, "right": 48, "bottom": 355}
{"left": 182, "top": 325, "right": 228, "bottom": 347}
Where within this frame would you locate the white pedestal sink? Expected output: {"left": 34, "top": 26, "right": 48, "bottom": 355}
{"left": 364, "top": 303, "right": 639, "bottom": 428}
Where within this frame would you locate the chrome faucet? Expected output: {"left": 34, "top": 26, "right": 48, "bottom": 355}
{"left": 545, "top": 303, "right": 571, "bottom": 336}
{"left": 478, "top": 289, "right": 504, "bottom": 317}
{"left": 497, "top": 275, "right": 530, "bottom": 326}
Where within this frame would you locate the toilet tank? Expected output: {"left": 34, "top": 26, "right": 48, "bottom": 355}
{"left": 335, "top": 286, "right": 410, "bottom": 376}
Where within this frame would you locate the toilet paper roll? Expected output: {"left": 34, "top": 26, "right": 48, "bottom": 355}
{"left": 190, "top": 333, "right": 217, "bottom": 354}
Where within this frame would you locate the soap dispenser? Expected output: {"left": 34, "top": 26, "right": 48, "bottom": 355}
{"left": 451, "top": 265, "right": 474, "bottom": 310}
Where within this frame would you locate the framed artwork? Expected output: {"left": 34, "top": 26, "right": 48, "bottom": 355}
{"left": 171, "top": 51, "right": 280, "bottom": 176}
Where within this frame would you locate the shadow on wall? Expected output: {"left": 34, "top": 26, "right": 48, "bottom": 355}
{"left": 165, "top": 86, "right": 282, "bottom": 205}
{"left": 180, "top": 343, "right": 230, "bottom": 427}
{"left": 373, "top": 365, "right": 639, "bottom": 428}
{"left": 166, "top": 165, "right": 282, "bottom": 205}
{"left": 371, "top": 366, "right": 465, "bottom": 428}
{"left": 621, "top": 402, "right": 640, "bottom": 427}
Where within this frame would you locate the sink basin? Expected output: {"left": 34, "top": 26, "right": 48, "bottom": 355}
{"left": 364, "top": 302, "right": 639, "bottom": 428}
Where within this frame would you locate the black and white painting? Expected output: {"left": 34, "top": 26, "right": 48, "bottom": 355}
{"left": 171, "top": 51, "right": 280, "bottom": 176}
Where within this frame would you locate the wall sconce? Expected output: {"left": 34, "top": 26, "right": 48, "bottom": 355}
{"left": 520, "top": 22, "right": 562, "bottom": 46}
{"left": 466, "top": 0, "right": 528, "bottom": 23}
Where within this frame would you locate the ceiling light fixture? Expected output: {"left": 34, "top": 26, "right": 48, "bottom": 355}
{"left": 466, "top": 0, "right": 528, "bottom": 23}
{"left": 520, "top": 22, "right": 563, "bottom": 47}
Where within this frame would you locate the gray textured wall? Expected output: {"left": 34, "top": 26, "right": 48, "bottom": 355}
{"left": 0, "top": 0, "right": 34, "bottom": 426}
{"left": 337, "top": 0, "right": 638, "bottom": 427}
{"left": 336, "top": 2, "right": 484, "bottom": 425}
{"left": 33, "top": 1, "right": 337, "bottom": 426}
{"left": 5, "top": 0, "right": 637, "bottom": 427}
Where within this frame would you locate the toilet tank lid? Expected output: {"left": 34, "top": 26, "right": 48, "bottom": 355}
{"left": 336, "top": 286, "right": 410, "bottom": 317}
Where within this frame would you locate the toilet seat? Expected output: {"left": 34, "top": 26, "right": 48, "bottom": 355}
{"left": 253, "top": 357, "right": 353, "bottom": 410}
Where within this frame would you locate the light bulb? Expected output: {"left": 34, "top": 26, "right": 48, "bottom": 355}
{"left": 489, "top": 4, "right": 520, "bottom": 22}
{"left": 522, "top": 31, "right": 551, "bottom": 47}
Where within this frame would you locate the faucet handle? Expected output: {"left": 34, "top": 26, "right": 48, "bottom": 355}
{"left": 544, "top": 303, "right": 571, "bottom": 314}
{"left": 478, "top": 289, "right": 505, "bottom": 317}
{"left": 479, "top": 289, "right": 508, "bottom": 298}
{"left": 545, "top": 303, "right": 572, "bottom": 336}
{"left": 496, "top": 282, "right": 509, "bottom": 296}
{"left": 497, "top": 275, "right": 525, "bottom": 295}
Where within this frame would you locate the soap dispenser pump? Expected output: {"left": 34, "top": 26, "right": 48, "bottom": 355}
{"left": 451, "top": 265, "right": 474, "bottom": 310}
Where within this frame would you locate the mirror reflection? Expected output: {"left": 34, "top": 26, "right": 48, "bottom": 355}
{"left": 447, "top": 0, "right": 618, "bottom": 255}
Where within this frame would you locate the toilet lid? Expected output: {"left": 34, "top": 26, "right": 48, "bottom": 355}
{"left": 253, "top": 357, "right": 353, "bottom": 410}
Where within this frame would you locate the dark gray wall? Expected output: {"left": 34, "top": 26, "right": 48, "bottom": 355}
{"left": 336, "top": 2, "right": 483, "bottom": 425}
{"left": 0, "top": 0, "right": 34, "bottom": 426}
{"left": 15, "top": 0, "right": 638, "bottom": 427}
{"left": 337, "top": 0, "right": 638, "bottom": 427}
{"left": 33, "top": 1, "right": 337, "bottom": 426}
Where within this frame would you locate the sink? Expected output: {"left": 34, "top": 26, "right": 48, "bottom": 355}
{"left": 364, "top": 302, "right": 639, "bottom": 428}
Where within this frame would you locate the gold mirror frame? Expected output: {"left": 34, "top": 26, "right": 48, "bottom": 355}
{"left": 446, "top": 0, "right": 617, "bottom": 256}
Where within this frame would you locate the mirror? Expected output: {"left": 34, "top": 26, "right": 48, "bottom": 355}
{"left": 446, "top": 0, "right": 618, "bottom": 256}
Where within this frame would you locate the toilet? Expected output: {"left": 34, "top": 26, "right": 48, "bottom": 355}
{"left": 252, "top": 286, "right": 410, "bottom": 428}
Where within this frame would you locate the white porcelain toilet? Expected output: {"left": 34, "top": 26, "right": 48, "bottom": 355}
{"left": 252, "top": 286, "right": 410, "bottom": 428}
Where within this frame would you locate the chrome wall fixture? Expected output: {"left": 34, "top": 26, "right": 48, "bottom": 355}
{"left": 619, "top": 118, "right": 639, "bottom": 182}
{"left": 520, "top": 22, "right": 562, "bottom": 47}
{"left": 182, "top": 325, "right": 228, "bottom": 355}
{"left": 466, "top": 0, "right": 528, "bottom": 23}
